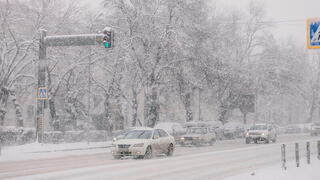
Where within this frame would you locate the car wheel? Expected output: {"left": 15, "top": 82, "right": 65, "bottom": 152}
{"left": 113, "top": 155, "right": 121, "bottom": 160}
{"left": 166, "top": 144, "right": 174, "bottom": 156}
{"left": 245, "top": 138, "right": 250, "bottom": 144}
{"left": 265, "top": 138, "right": 270, "bottom": 144}
{"left": 144, "top": 146, "right": 153, "bottom": 159}
{"left": 209, "top": 139, "right": 216, "bottom": 146}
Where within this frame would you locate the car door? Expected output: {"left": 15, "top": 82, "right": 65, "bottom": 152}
{"left": 158, "top": 129, "right": 170, "bottom": 153}
{"left": 203, "top": 128, "right": 210, "bottom": 142}
{"left": 209, "top": 128, "right": 216, "bottom": 140}
{"left": 268, "top": 125, "right": 276, "bottom": 139}
{"left": 152, "top": 130, "right": 162, "bottom": 154}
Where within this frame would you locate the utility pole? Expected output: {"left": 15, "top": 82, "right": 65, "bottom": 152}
{"left": 36, "top": 28, "right": 114, "bottom": 143}
{"left": 36, "top": 29, "right": 47, "bottom": 143}
{"left": 198, "top": 88, "right": 201, "bottom": 121}
{"left": 87, "top": 47, "right": 92, "bottom": 145}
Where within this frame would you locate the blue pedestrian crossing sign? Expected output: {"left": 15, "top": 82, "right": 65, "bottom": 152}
{"left": 38, "top": 87, "right": 48, "bottom": 100}
{"left": 307, "top": 18, "right": 320, "bottom": 49}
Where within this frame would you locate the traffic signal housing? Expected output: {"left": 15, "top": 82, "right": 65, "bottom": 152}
{"left": 103, "top": 27, "right": 114, "bottom": 48}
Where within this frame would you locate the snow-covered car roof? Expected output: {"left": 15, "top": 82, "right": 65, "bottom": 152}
{"left": 184, "top": 121, "right": 222, "bottom": 128}
{"left": 130, "top": 127, "right": 154, "bottom": 131}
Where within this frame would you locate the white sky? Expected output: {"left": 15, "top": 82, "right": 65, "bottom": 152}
{"left": 82, "top": 0, "right": 320, "bottom": 46}
{"left": 216, "top": 0, "right": 320, "bottom": 45}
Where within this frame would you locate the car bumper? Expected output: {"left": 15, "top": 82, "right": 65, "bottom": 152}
{"left": 180, "top": 139, "right": 201, "bottom": 145}
{"left": 111, "top": 147, "right": 146, "bottom": 156}
{"left": 246, "top": 135, "right": 268, "bottom": 141}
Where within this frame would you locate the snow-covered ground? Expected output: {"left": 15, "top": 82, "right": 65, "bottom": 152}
{"left": 0, "top": 141, "right": 111, "bottom": 162}
{"left": 5, "top": 137, "right": 320, "bottom": 180}
{"left": 224, "top": 158, "right": 320, "bottom": 180}
{"left": 1, "top": 135, "right": 319, "bottom": 180}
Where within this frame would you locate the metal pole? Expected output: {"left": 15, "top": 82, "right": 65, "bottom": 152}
{"left": 37, "top": 29, "right": 47, "bottom": 143}
{"left": 317, "top": 140, "right": 320, "bottom": 160}
{"left": 86, "top": 47, "right": 92, "bottom": 145}
{"left": 281, "top": 144, "right": 286, "bottom": 170}
{"left": 198, "top": 89, "right": 201, "bottom": 121}
{"left": 307, "top": 141, "right": 311, "bottom": 164}
{"left": 295, "top": 143, "right": 300, "bottom": 167}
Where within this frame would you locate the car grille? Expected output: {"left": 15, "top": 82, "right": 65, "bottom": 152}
{"left": 184, "top": 137, "right": 194, "bottom": 141}
{"left": 118, "top": 144, "right": 131, "bottom": 148}
{"left": 249, "top": 132, "right": 261, "bottom": 135}
{"left": 120, "top": 151, "right": 132, "bottom": 155}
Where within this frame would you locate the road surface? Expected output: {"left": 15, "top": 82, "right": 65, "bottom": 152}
{"left": 1, "top": 134, "right": 319, "bottom": 180}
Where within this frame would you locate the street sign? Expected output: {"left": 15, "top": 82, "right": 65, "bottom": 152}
{"left": 38, "top": 87, "right": 48, "bottom": 100}
{"left": 307, "top": 18, "right": 320, "bottom": 49}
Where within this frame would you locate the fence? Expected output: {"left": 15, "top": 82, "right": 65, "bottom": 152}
{"left": 281, "top": 140, "right": 320, "bottom": 170}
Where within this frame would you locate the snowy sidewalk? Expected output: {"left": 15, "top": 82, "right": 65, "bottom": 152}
{"left": 0, "top": 141, "right": 112, "bottom": 162}
{"left": 223, "top": 158, "right": 320, "bottom": 180}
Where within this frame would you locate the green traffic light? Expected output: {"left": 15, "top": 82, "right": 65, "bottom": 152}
{"left": 103, "top": 41, "right": 110, "bottom": 48}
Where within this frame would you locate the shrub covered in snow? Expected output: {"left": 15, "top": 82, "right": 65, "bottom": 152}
{"left": 0, "top": 126, "right": 36, "bottom": 145}
{"left": 0, "top": 126, "right": 110, "bottom": 145}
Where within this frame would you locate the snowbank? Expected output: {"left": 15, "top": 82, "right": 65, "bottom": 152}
{"left": 0, "top": 141, "right": 111, "bottom": 162}
{"left": 224, "top": 158, "right": 320, "bottom": 180}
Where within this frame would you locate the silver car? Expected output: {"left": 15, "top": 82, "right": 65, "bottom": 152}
{"left": 111, "top": 127, "right": 175, "bottom": 159}
{"left": 245, "top": 124, "right": 277, "bottom": 144}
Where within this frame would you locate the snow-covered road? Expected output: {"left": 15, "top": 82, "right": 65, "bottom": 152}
{"left": 1, "top": 134, "right": 319, "bottom": 180}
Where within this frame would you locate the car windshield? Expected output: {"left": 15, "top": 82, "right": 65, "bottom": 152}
{"left": 250, "top": 125, "right": 267, "bottom": 130}
{"left": 123, "top": 130, "right": 152, "bottom": 139}
{"left": 187, "top": 128, "right": 206, "bottom": 134}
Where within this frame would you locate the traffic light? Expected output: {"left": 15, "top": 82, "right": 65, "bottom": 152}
{"left": 103, "top": 27, "right": 114, "bottom": 48}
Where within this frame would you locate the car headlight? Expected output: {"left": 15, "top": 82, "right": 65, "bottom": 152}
{"left": 246, "top": 132, "right": 249, "bottom": 136}
{"left": 133, "top": 143, "right": 144, "bottom": 147}
{"left": 180, "top": 137, "right": 185, "bottom": 140}
{"left": 261, "top": 133, "right": 266, "bottom": 136}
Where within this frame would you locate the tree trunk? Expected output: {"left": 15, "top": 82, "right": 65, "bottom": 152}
{"left": 177, "top": 73, "right": 193, "bottom": 122}
{"left": 47, "top": 67, "right": 59, "bottom": 130}
{"left": 307, "top": 87, "right": 318, "bottom": 123}
{"left": 144, "top": 73, "right": 160, "bottom": 128}
{"left": 0, "top": 87, "right": 9, "bottom": 125}
{"left": 103, "top": 93, "right": 112, "bottom": 136}
{"left": 10, "top": 90, "right": 23, "bottom": 127}
{"left": 243, "top": 112, "right": 247, "bottom": 124}
{"left": 131, "top": 88, "right": 142, "bottom": 127}
{"left": 145, "top": 87, "right": 159, "bottom": 128}
{"left": 308, "top": 55, "right": 320, "bottom": 123}
{"left": 116, "top": 96, "right": 125, "bottom": 130}
{"left": 183, "top": 92, "right": 193, "bottom": 122}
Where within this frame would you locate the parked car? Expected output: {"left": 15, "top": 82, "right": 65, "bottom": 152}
{"left": 214, "top": 127, "right": 224, "bottom": 140}
{"left": 179, "top": 127, "right": 216, "bottom": 146}
{"left": 222, "top": 127, "right": 236, "bottom": 139}
{"left": 154, "top": 122, "right": 186, "bottom": 143}
{"left": 310, "top": 122, "right": 320, "bottom": 136}
{"left": 245, "top": 124, "right": 277, "bottom": 144}
{"left": 222, "top": 122, "right": 246, "bottom": 139}
{"left": 111, "top": 127, "right": 175, "bottom": 159}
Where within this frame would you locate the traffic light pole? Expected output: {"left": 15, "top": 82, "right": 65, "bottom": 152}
{"left": 36, "top": 28, "right": 113, "bottom": 143}
{"left": 36, "top": 29, "right": 47, "bottom": 143}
